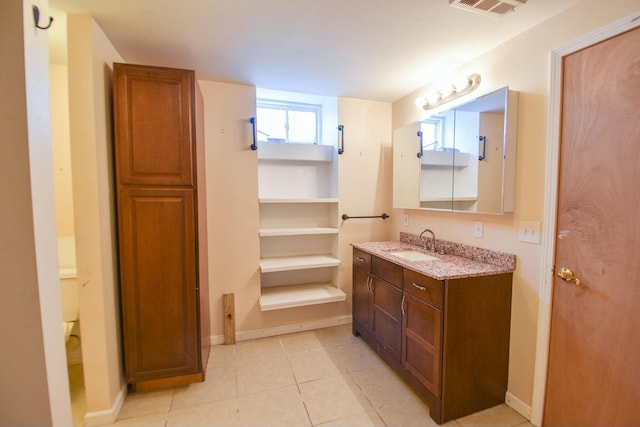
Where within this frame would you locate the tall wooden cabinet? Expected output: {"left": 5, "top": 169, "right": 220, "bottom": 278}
{"left": 113, "top": 63, "right": 209, "bottom": 391}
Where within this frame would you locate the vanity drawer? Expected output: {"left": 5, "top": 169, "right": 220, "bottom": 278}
{"left": 372, "top": 256, "right": 403, "bottom": 289}
{"left": 353, "top": 248, "right": 371, "bottom": 271}
{"left": 403, "top": 269, "right": 443, "bottom": 310}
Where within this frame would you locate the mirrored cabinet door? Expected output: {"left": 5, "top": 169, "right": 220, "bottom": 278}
{"left": 392, "top": 121, "right": 421, "bottom": 209}
{"left": 393, "top": 86, "right": 518, "bottom": 215}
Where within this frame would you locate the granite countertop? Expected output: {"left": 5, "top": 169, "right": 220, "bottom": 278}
{"left": 352, "top": 233, "right": 516, "bottom": 281}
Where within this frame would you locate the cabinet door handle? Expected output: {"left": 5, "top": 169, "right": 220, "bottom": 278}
{"left": 367, "top": 276, "right": 373, "bottom": 293}
{"left": 401, "top": 294, "right": 405, "bottom": 316}
{"left": 412, "top": 282, "right": 427, "bottom": 292}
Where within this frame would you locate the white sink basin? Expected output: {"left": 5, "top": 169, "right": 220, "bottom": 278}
{"left": 389, "top": 250, "right": 439, "bottom": 262}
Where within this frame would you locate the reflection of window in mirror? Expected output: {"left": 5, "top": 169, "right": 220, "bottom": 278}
{"left": 420, "top": 116, "right": 444, "bottom": 151}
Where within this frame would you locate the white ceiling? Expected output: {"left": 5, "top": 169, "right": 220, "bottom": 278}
{"left": 48, "top": 0, "right": 582, "bottom": 102}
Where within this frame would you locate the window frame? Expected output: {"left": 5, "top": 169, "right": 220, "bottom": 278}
{"left": 421, "top": 116, "right": 445, "bottom": 151}
{"left": 256, "top": 98, "right": 322, "bottom": 145}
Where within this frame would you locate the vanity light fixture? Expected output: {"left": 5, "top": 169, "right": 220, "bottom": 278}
{"left": 415, "top": 73, "right": 482, "bottom": 111}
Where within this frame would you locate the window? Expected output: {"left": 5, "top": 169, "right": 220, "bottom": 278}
{"left": 257, "top": 99, "right": 322, "bottom": 144}
{"left": 420, "top": 116, "right": 445, "bottom": 151}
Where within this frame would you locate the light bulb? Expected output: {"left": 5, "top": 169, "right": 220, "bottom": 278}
{"left": 439, "top": 83, "right": 456, "bottom": 98}
{"left": 453, "top": 76, "right": 471, "bottom": 92}
{"left": 427, "top": 91, "right": 442, "bottom": 105}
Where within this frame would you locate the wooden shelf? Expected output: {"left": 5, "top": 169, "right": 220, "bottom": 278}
{"left": 260, "top": 255, "right": 341, "bottom": 273}
{"left": 259, "top": 227, "right": 339, "bottom": 237}
{"left": 259, "top": 283, "right": 346, "bottom": 311}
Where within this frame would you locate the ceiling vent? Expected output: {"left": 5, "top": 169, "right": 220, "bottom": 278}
{"left": 449, "top": 0, "right": 528, "bottom": 17}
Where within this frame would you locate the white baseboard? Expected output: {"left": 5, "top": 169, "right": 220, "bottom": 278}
{"left": 506, "top": 391, "right": 532, "bottom": 421}
{"left": 83, "top": 383, "right": 127, "bottom": 426}
{"left": 208, "top": 315, "right": 352, "bottom": 345}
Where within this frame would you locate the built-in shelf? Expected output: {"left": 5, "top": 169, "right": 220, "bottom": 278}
{"left": 421, "top": 151, "right": 470, "bottom": 168}
{"left": 259, "top": 227, "right": 339, "bottom": 237}
{"left": 258, "top": 142, "right": 335, "bottom": 162}
{"left": 421, "top": 196, "right": 477, "bottom": 202}
{"left": 259, "top": 198, "right": 338, "bottom": 204}
{"left": 259, "top": 283, "right": 346, "bottom": 311}
{"left": 257, "top": 141, "right": 340, "bottom": 311}
{"left": 260, "top": 254, "right": 341, "bottom": 273}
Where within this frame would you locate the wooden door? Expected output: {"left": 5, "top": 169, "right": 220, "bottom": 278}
{"left": 372, "top": 277, "right": 403, "bottom": 363}
{"left": 402, "top": 293, "right": 442, "bottom": 397}
{"left": 543, "top": 27, "right": 640, "bottom": 426}
{"left": 113, "top": 64, "right": 195, "bottom": 186}
{"left": 118, "top": 188, "right": 199, "bottom": 382}
{"left": 353, "top": 267, "right": 373, "bottom": 333}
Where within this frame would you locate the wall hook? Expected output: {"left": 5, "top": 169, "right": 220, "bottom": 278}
{"left": 33, "top": 5, "right": 54, "bottom": 30}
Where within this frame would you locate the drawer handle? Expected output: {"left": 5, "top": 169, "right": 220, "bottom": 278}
{"left": 412, "top": 282, "right": 427, "bottom": 292}
{"left": 356, "top": 256, "right": 366, "bottom": 262}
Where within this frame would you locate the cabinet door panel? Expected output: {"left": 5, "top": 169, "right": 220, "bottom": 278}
{"left": 372, "top": 277, "right": 403, "bottom": 362}
{"left": 118, "top": 188, "right": 199, "bottom": 381}
{"left": 114, "top": 64, "right": 195, "bottom": 186}
{"left": 403, "top": 293, "right": 442, "bottom": 397}
{"left": 353, "top": 267, "right": 373, "bottom": 332}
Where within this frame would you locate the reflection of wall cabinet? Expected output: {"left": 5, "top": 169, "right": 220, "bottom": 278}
{"left": 258, "top": 143, "right": 344, "bottom": 310}
{"left": 113, "top": 63, "right": 209, "bottom": 390}
{"left": 352, "top": 248, "right": 512, "bottom": 424}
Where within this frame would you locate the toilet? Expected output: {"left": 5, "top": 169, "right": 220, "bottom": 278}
{"left": 58, "top": 237, "right": 79, "bottom": 342}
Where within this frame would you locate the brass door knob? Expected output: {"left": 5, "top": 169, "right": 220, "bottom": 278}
{"left": 556, "top": 267, "right": 581, "bottom": 286}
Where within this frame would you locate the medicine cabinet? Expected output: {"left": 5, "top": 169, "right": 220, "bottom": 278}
{"left": 393, "top": 86, "right": 518, "bottom": 215}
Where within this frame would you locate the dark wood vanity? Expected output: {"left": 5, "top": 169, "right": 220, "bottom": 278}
{"left": 352, "top": 244, "right": 513, "bottom": 424}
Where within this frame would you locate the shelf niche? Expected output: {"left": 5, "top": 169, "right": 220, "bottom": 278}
{"left": 257, "top": 143, "right": 343, "bottom": 311}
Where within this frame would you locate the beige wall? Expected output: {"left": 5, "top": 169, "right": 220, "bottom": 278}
{"left": 50, "top": 64, "right": 75, "bottom": 238}
{"left": 199, "top": 81, "right": 262, "bottom": 338}
{"left": 390, "top": 0, "right": 640, "bottom": 410}
{"left": 67, "top": 15, "right": 125, "bottom": 425}
{"left": 0, "top": 0, "right": 72, "bottom": 425}
{"left": 337, "top": 97, "right": 394, "bottom": 261}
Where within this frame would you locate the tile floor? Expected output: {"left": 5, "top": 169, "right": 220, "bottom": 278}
{"left": 65, "top": 335, "right": 87, "bottom": 427}
{"left": 98, "top": 324, "right": 533, "bottom": 427}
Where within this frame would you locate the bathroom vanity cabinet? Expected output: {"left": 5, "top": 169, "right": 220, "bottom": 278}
{"left": 113, "top": 63, "right": 209, "bottom": 391}
{"left": 352, "top": 247, "right": 512, "bottom": 424}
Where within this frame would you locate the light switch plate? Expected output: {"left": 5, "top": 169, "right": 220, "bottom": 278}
{"left": 474, "top": 221, "right": 483, "bottom": 238}
{"left": 519, "top": 221, "right": 541, "bottom": 244}
{"left": 403, "top": 214, "right": 409, "bottom": 226}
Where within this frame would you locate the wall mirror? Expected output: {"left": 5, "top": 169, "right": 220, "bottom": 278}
{"left": 393, "top": 86, "right": 518, "bottom": 215}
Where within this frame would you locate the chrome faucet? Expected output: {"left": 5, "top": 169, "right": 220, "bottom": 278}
{"left": 419, "top": 228, "right": 436, "bottom": 252}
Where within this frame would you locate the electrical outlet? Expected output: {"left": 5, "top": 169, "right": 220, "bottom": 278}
{"left": 403, "top": 214, "right": 409, "bottom": 226}
{"left": 474, "top": 221, "right": 483, "bottom": 238}
{"left": 519, "top": 221, "right": 541, "bottom": 244}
